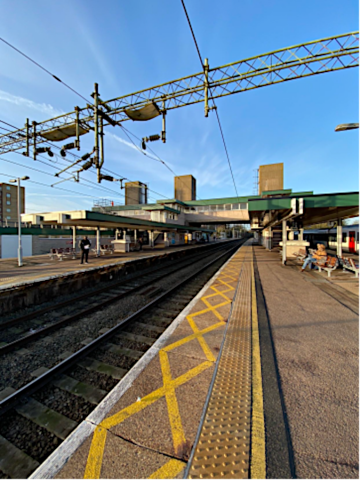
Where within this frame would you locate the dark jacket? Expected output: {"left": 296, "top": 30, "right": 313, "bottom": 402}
{"left": 80, "top": 238, "right": 91, "bottom": 251}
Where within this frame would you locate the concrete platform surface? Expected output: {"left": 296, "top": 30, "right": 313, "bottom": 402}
{"left": 254, "top": 246, "right": 359, "bottom": 478}
{"left": 32, "top": 242, "right": 245, "bottom": 479}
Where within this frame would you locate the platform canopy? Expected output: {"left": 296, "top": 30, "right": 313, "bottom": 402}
{"left": 248, "top": 191, "right": 359, "bottom": 230}
{"left": 21, "top": 210, "right": 215, "bottom": 234}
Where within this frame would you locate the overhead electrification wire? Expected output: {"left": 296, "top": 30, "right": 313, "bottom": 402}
{"left": 0, "top": 119, "right": 162, "bottom": 203}
{"left": 180, "top": 0, "right": 240, "bottom": 200}
{"left": 0, "top": 171, "right": 115, "bottom": 201}
{"left": 119, "top": 125, "right": 205, "bottom": 200}
{"left": 0, "top": 36, "right": 199, "bottom": 201}
{"left": 3, "top": 154, "right": 127, "bottom": 202}
{"left": 0, "top": 37, "right": 90, "bottom": 104}
{"left": 1, "top": 118, "right": 169, "bottom": 202}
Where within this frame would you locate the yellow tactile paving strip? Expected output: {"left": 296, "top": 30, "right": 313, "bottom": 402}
{"left": 54, "top": 242, "right": 265, "bottom": 479}
{"left": 187, "top": 246, "right": 265, "bottom": 479}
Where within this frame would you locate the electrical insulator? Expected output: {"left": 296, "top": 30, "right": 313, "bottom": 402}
{"left": 100, "top": 174, "right": 115, "bottom": 182}
{"left": 141, "top": 138, "right": 146, "bottom": 150}
{"left": 81, "top": 152, "right": 91, "bottom": 161}
{"left": 148, "top": 134, "right": 160, "bottom": 142}
{"left": 60, "top": 142, "right": 76, "bottom": 157}
{"left": 81, "top": 160, "right": 93, "bottom": 171}
{"left": 35, "top": 146, "right": 53, "bottom": 157}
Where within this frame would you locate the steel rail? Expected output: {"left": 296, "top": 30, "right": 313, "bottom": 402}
{"left": 0, "top": 241, "right": 237, "bottom": 355}
{"left": 0, "top": 241, "right": 228, "bottom": 332}
{"left": 0, "top": 240, "right": 241, "bottom": 415}
{"left": 0, "top": 32, "right": 357, "bottom": 154}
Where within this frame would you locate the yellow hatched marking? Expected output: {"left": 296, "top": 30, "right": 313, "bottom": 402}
{"left": 84, "top": 248, "right": 246, "bottom": 479}
{"left": 159, "top": 350, "right": 187, "bottom": 453}
{"left": 148, "top": 459, "right": 185, "bottom": 479}
{"left": 250, "top": 250, "right": 266, "bottom": 479}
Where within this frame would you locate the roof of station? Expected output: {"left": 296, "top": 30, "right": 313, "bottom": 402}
{"left": 250, "top": 191, "right": 359, "bottom": 229}
{"left": 21, "top": 210, "right": 215, "bottom": 233}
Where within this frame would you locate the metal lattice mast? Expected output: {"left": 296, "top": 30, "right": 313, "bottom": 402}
{"left": 0, "top": 31, "right": 358, "bottom": 155}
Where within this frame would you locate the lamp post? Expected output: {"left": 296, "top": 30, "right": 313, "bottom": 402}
{"left": 9, "top": 176, "right": 29, "bottom": 267}
{"left": 335, "top": 123, "right": 359, "bottom": 132}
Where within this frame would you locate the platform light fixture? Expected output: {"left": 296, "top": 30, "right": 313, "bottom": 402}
{"left": 8, "top": 176, "right": 30, "bottom": 267}
{"left": 335, "top": 123, "right": 359, "bottom": 132}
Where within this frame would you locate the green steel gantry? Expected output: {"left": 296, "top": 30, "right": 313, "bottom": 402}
{"left": 0, "top": 31, "right": 358, "bottom": 182}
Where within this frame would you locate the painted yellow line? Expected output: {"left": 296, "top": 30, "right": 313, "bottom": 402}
{"left": 84, "top": 426, "right": 107, "bottom": 479}
{"left": 159, "top": 350, "right": 187, "bottom": 453}
{"left": 163, "top": 322, "right": 223, "bottom": 353}
{"left": 148, "top": 458, "right": 185, "bottom": 479}
{"left": 85, "top": 362, "right": 213, "bottom": 478}
{"left": 84, "top": 251, "right": 243, "bottom": 479}
{"left": 250, "top": 250, "right": 266, "bottom": 479}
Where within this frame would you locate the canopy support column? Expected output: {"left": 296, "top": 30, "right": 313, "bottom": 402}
{"left": 282, "top": 220, "right": 287, "bottom": 265}
{"left": 72, "top": 226, "right": 76, "bottom": 250}
{"left": 337, "top": 219, "right": 343, "bottom": 257}
{"left": 96, "top": 227, "right": 100, "bottom": 257}
{"left": 299, "top": 228, "right": 304, "bottom": 241}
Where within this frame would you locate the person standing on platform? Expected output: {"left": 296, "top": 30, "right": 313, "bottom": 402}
{"left": 138, "top": 236, "right": 143, "bottom": 251}
{"left": 80, "top": 236, "right": 91, "bottom": 264}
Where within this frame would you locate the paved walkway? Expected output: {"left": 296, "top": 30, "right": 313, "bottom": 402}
{"left": 255, "top": 246, "right": 358, "bottom": 478}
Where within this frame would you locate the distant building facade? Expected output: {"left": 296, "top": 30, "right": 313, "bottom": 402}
{"left": 0, "top": 182, "right": 25, "bottom": 223}
{"left": 174, "top": 175, "right": 196, "bottom": 202}
{"left": 125, "top": 181, "right": 148, "bottom": 205}
{"left": 258, "top": 163, "right": 283, "bottom": 194}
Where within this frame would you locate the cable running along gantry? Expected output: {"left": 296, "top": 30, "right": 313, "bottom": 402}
{"left": 0, "top": 31, "right": 358, "bottom": 182}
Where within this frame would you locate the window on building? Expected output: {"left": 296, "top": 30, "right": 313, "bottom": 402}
{"left": 342, "top": 233, "right": 347, "bottom": 242}
{"left": 6, "top": 193, "right": 10, "bottom": 198}
{"left": 7, "top": 201, "right": 10, "bottom": 205}
{"left": 6, "top": 216, "right": 11, "bottom": 219}
{"left": 210, "top": 205, "right": 217, "bottom": 211}
{"left": 225, "top": 204, "right": 231, "bottom": 210}
{"left": 6, "top": 209, "right": 10, "bottom": 212}
{"left": 6, "top": 186, "right": 10, "bottom": 190}
{"left": 232, "top": 204, "right": 239, "bottom": 209}
{"left": 240, "top": 203, "right": 248, "bottom": 210}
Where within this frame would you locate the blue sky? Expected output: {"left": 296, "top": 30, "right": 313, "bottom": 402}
{"left": 0, "top": 0, "right": 358, "bottom": 213}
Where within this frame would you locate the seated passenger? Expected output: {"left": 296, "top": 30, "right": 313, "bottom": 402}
{"left": 301, "top": 244, "right": 327, "bottom": 272}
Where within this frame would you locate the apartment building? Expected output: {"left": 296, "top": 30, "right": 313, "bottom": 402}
{"left": 0, "top": 182, "right": 25, "bottom": 223}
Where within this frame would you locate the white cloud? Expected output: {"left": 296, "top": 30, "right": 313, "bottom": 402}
{"left": 0, "top": 90, "right": 64, "bottom": 117}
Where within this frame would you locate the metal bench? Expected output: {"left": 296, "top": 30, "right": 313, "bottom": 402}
{"left": 341, "top": 256, "right": 359, "bottom": 278}
{"left": 49, "top": 247, "right": 76, "bottom": 261}
{"left": 314, "top": 256, "right": 338, "bottom": 277}
{"left": 100, "top": 244, "right": 114, "bottom": 255}
{"left": 292, "top": 248, "right": 307, "bottom": 262}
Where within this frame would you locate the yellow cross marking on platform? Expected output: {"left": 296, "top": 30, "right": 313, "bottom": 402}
{"left": 84, "top": 251, "right": 246, "bottom": 479}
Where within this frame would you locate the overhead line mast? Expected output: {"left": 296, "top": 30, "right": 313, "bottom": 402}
{"left": 0, "top": 31, "right": 358, "bottom": 184}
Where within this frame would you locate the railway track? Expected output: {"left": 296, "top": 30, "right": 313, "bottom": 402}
{"left": 0, "top": 241, "right": 235, "bottom": 356}
{"left": 0, "top": 239, "right": 243, "bottom": 479}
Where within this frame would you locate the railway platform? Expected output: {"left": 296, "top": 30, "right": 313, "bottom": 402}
{"left": 0, "top": 242, "right": 223, "bottom": 290}
{"left": 0, "top": 241, "right": 233, "bottom": 316}
{"left": 22, "top": 241, "right": 359, "bottom": 478}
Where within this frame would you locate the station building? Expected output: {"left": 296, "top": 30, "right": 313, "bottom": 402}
{"left": 1, "top": 163, "right": 358, "bottom": 260}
